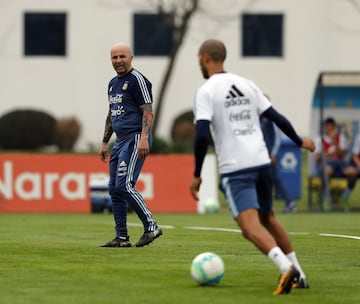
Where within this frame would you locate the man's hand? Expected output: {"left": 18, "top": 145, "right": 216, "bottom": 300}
{"left": 190, "top": 177, "right": 202, "bottom": 201}
{"left": 138, "top": 135, "right": 149, "bottom": 159}
{"left": 301, "top": 137, "right": 316, "bottom": 152}
{"left": 99, "top": 142, "right": 109, "bottom": 162}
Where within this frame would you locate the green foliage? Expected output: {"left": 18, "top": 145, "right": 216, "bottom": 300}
{"left": 151, "top": 136, "right": 171, "bottom": 154}
{"left": 169, "top": 110, "right": 195, "bottom": 154}
{"left": 151, "top": 110, "right": 195, "bottom": 154}
{"left": 0, "top": 110, "right": 82, "bottom": 151}
{"left": 151, "top": 136, "right": 193, "bottom": 154}
{"left": 171, "top": 140, "right": 193, "bottom": 154}
{"left": 0, "top": 213, "right": 360, "bottom": 304}
{"left": 55, "top": 116, "right": 82, "bottom": 151}
{"left": 171, "top": 110, "right": 195, "bottom": 143}
{"left": 0, "top": 109, "right": 56, "bottom": 150}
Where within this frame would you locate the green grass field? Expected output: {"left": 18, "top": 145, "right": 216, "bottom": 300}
{"left": 1, "top": 212, "right": 360, "bottom": 304}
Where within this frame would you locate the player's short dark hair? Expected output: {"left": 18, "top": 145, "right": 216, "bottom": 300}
{"left": 200, "top": 39, "right": 226, "bottom": 62}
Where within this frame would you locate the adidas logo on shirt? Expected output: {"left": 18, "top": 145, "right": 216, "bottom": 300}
{"left": 224, "top": 85, "right": 250, "bottom": 107}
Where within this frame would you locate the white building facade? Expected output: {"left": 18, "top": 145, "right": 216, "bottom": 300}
{"left": 1, "top": 0, "right": 360, "bottom": 150}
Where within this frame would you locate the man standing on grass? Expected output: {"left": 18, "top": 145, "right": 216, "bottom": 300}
{"left": 190, "top": 39, "right": 314, "bottom": 295}
{"left": 99, "top": 43, "right": 162, "bottom": 248}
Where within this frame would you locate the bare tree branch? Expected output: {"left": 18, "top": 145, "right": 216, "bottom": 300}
{"left": 152, "top": 0, "right": 199, "bottom": 136}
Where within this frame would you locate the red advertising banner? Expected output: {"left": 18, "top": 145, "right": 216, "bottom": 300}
{"left": 0, "top": 154, "right": 196, "bottom": 213}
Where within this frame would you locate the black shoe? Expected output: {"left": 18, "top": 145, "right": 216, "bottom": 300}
{"left": 100, "top": 237, "right": 131, "bottom": 248}
{"left": 292, "top": 277, "right": 310, "bottom": 289}
{"left": 135, "top": 227, "right": 163, "bottom": 247}
{"left": 273, "top": 266, "right": 300, "bottom": 295}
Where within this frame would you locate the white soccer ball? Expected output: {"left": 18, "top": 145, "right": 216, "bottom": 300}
{"left": 202, "top": 197, "right": 220, "bottom": 213}
{"left": 191, "top": 252, "right": 225, "bottom": 285}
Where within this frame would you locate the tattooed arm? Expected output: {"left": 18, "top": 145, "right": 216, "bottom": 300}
{"left": 99, "top": 107, "right": 113, "bottom": 162}
{"left": 138, "top": 103, "right": 153, "bottom": 159}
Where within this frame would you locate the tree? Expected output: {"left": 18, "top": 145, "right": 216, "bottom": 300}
{"left": 112, "top": 0, "right": 199, "bottom": 136}
{"left": 151, "top": 0, "right": 199, "bottom": 135}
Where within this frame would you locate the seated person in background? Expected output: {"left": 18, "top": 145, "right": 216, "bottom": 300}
{"left": 314, "top": 117, "right": 348, "bottom": 177}
{"left": 342, "top": 131, "right": 360, "bottom": 200}
{"left": 261, "top": 115, "right": 297, "bottom": 213}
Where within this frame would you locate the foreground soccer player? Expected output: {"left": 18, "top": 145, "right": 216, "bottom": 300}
{"left": 99, "top": 43, "right": 162, "bottom": 248}
{"left": 190, "top": 39, "right": 314, "bottom": 294}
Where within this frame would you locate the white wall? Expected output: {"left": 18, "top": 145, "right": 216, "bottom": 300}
{"left": 1, "top": 0, "right": 360, "bottom": 150}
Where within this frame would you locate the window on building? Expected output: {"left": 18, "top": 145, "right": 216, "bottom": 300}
{"left": 242, "top": 14, "right": 283, "bottom": 57}
{"left": 24, "top": 12, "right": 67, "bottom": 56}
{"left": 133, "top": 13, "right": 174, "bottom": 56}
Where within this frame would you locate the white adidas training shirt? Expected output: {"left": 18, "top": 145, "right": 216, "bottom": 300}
{"left": 194, "top": 72, "right": 272, "bottom": 174}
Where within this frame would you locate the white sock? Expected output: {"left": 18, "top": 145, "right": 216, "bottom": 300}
{"left": 268, "top": 246, "right": 292, "bottom": 274}
{"left": 287, "top": 252, "right": 306, "bottom": 279}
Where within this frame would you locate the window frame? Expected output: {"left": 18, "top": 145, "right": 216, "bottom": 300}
{"left": 241, "top": 13, "right": 284, "bottom": 58}
{"left": 133, "top": 13, "right": 174, "bottom": 57}
{"left": 24, "top": 12, "right": 67, "bottom": 57}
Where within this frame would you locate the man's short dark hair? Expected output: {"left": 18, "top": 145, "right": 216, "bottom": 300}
{"left": 324, "top": 117, "right": 336, "bottom": 125}
{"left": 199, "top": 39, "right": 226, "bottom": 62}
